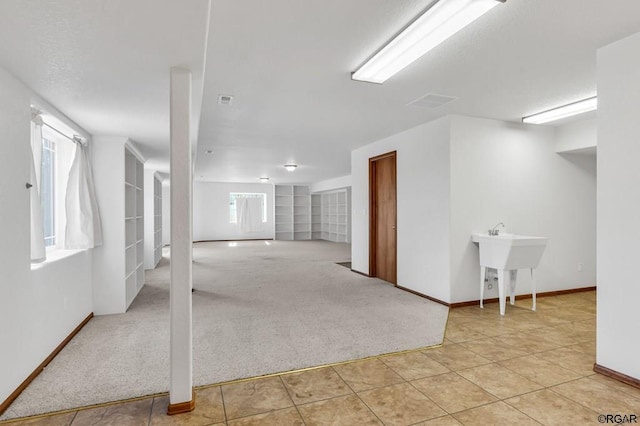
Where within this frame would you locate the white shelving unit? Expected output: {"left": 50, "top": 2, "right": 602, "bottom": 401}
{"left": 144, "top": 170, "right": 163, "bottom": 269}
{"left": 275, "top": 185, "right": 294, "bottom": 241}
{"left": 319, "top": 188, "right": 350, "bottom": 243}
{"left": 275, "top": 185, "right": 312, "bottom": 240}
{"left": 125, "top": 148, "right": 145, "bottom": 308}
{"left": 311, "top": 194, "right": 321, "bottom": 240}
{"left": 92, "top": 137, "right": 146, "bottom": 315}
{"left": 293, "top": 185, "right": 311, "bottom": 240}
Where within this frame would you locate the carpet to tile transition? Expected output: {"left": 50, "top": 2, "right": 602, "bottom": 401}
{"left": 1, "top": 240, "right": 448, "bottom": 420}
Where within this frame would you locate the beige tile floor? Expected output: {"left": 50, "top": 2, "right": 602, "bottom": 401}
{"left": 3, "top": 291, "right": 640, "bottom": 425}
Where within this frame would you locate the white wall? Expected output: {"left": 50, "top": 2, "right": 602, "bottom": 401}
{"left": 596, "top": 32, "right": 640, "bottom": 381}
{"left": 162, "top": 182, "right": 171, "bottom": 246}
{"left": 449, "top": 116, "right": 596, "bottom": 303}
{"left": 0, "top": 66, "right": 33, "bottom": 405}
{"left": 29, "top": 249, "right": 92, "bottom": 365}
{"left": 351, "top": 116, "right": 451, "bottom": 302}
{"left": 555, "top": 118, "right": 597, "bottom": 153}
{"left": 310, "top": 174, "right": 352, "bottom": 194}
{"left": 193, "top": 182, "right": 274, "bottom": 241}
{"left": 91, "top": 136, "right": 127, "bottom": 314}
{"left": 0, "top": 67, "right": 92, "bottom": 404}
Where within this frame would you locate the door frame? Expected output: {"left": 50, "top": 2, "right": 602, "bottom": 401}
{"left": 369, "top": 151, "right": 397, "bottom": 283}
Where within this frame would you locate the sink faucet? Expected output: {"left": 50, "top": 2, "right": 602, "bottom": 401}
{"left": 489, "top": 222, "right": 505, "bottom": 236}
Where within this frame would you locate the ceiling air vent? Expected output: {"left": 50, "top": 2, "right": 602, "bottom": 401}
{"left": 218, "top": 94, "right": 233, "bottom": 105}
{"left": 408, "top": 93, "right": 457, "bottom": 109}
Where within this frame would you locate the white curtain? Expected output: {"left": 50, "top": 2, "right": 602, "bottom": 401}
{"left": 236, "top": 197, "right": 263, "bottom": 233}
{"left": 30, "top": 114, "right": 46, "bottom": 263}
{"left": 64, "top": 142, "right": 103, "bottom": 248}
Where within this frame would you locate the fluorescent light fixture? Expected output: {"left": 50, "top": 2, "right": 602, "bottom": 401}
{"left": 284, "top": 164, "right": 297, "bottom": 172}
{"left": 522, "top": 96, "right": 597, "bottom": 125}
{"left": 352, "top": 0, "right": 505, "bottom": 84}
{"left": 259, "top": 177, "right": 270, "bottom": 182}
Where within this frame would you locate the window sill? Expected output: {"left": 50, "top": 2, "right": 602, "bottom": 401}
{"left": 30, "top": 248, "right": 87, "bottom": 270}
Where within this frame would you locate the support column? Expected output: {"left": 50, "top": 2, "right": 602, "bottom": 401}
{"left": 168, "top": 67, "right": 194, "bottom": 415}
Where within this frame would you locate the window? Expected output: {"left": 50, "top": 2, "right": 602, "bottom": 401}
{"left": 229, "top": 193, "right": 267, "bottom": 223}
{"left": 39, "top": 125, "right": 75, "bottom": 251}
{"left": 41, "top": 138, "right": 56, "bottom": 247}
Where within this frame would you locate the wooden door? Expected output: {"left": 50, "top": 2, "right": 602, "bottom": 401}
{"left": 369, "top": 151, "right": 397, "bottom": 284}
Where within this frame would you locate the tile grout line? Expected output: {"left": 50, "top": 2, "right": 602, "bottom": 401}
{"left": 351, "top": 391, "right": 387, "bottom": 425}
{"left": 501, "top": 379, "right": 597, "bottom": 425}
{"left": 69, "top": 411, "right": 78, "bottom": 426}
{"left": 499, "top": 398, "right": 546, "bottom": 425}
{"left": 496, "top": 352, "right": 590, "bottom": 388}
{"left": 404, "top": 376, "right": 451, "bottom": 419}
{"left": 146, "top": 397, "right": 155, "bottom": 426}
{"left": 277, "top": 375, "right": 307, "bottom": 425}
{"left": 545, "top": 384, "right": 600, "bottom": 412}
{"left": 352, "top": 354, "right": 477, "bottom": 424}
{"left": 282, "top": 386, "right": 353, "bottom": 410}
{"left": 546, "top": 378, "right": 636, "bottom": 415}
{"left": 218, "top": 386, "right": 228, "bottom": 425}
{"left": 452, "top": 366, "right": 504, "bottom": 403}
{"left": 329, "top": 365, "right": 387, "bottom": 425}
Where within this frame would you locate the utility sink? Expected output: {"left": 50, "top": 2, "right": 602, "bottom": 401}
{"left": 471, "top": 233, "right": 548, "bottom": 315}
{"left": 471, "top": 233, "right": 548, "bottom": 270}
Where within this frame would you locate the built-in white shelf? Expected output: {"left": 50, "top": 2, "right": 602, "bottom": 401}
{"left": 274, "top": 185, "right": 312, "bottom": 240}
{"left": 316, "top": 188, "right": 350, "bottom": 243}
{"left": 311, "top": 193, "right": 322, "bottom": 240}
{"left": 145, "top": 173, "right": 163, "bottom": 269}
{"left": 92, "top": 138, "right": 148, "bottom": 315}
{"left": 124, "top": 147, "right": 145, "bottom": 308}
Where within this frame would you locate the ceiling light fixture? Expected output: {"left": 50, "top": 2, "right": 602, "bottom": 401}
{"left": 260, "top": 177, "right": 270, "bottom": 182}
{"left": 522, "top": 96, "right": 598, "bottom": 125}
{"left": 284, "top": 164, "right": 298, "bottom": 172}
{"left": 352, "top": 0, "right": 505, "bottom": 84}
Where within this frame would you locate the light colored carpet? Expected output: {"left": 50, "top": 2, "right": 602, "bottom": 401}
{"left": 2, "top": 240, "right": 448, "bottom": 419}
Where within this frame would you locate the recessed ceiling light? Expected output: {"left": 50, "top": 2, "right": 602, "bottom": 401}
{"left": 284, "top": 164, "right": 298, "bottom": 172}
{"left": 205, "top": 149, "right": 214, "bottom": 155}
{"left": 260, "top": 177, "right": 270, "bottom": 182}
{"left": 522, "top": 96, "right": 597, "bottom": 125}
{"left": 352, "top": 0, "right": 506, "bottom": 84}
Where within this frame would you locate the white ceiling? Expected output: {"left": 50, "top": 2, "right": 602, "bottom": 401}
{"left": 1, "top": 1, "right": 639, "bottom": 184}
{"left": 0, "top": 0, "right": 210, "bottom": 173}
